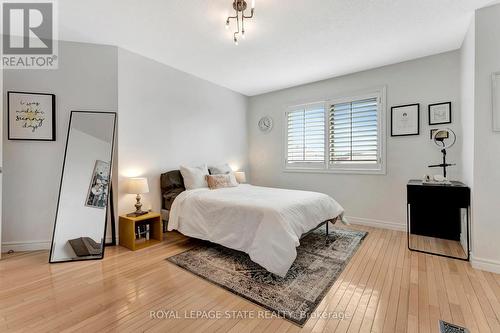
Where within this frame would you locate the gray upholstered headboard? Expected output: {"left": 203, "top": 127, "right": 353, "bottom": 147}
{"left": 160, "top": 170, "right": 185, "bottom": 212}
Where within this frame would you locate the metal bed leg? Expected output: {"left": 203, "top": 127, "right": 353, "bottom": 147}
{"left": 326, "top": 220, "right": 329, "bottom": 240}
{"left": 299, "top": 217, "right": 337, "bottom": 243}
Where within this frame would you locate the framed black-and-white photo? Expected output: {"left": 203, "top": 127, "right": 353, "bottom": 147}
{"left": 391, "top": 104, "right": 420, "bottom": 136}
{"left": 85, "top": 160, "right": 110, "bottom": 209}
{"left": 428, "top": 102, "right": 451, "bottom": 125}
{"left": 8, "top": 91, "right": 56, "bottom": 141}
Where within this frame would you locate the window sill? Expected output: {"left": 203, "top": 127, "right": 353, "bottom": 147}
{"left": 283, "top": 167, "right": 386, "bottom": 175}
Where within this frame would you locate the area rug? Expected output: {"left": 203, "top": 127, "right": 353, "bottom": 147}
{"left": 167, "top": 227, "right": 367, "bottom": 326}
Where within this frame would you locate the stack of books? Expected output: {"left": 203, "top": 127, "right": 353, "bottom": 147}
{"left": 135, "top": 224, "right": 150, "bottom": 244}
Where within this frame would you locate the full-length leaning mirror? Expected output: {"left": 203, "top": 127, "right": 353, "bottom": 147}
{"left": 49, "top": 111, "right": 117, "bottom": 263}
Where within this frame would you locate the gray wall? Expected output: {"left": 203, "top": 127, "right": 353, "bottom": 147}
{"left": 117, "top": 48, "right": 248, "bottom": 216}
{"left": 470, "top": 4, "right": 500, "bottom": 272}
{"left": 460, "top": 18, "right": 475, "bottom": 189}
{"left": 248, "top": 51, "right": 461, "bottom": 229}
{"left": 2, "top": 41, "right": 118, "bottom": 251}
{"left": 2, "top": 42, "right": 249, "bottom": 251}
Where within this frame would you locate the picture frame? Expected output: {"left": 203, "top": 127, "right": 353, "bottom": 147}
{"left": 85, "top": 160, "right": 111, "bottom": 209}
{"left": 7, "top": 91, "right": 56, "bottom": 141}
{"left": 493, "top": 72, "right": 500, "bottom": 132}
{"left": 428, "top": 102, "right": 451, "bottom": 125}
{"left": 391, "top": 104, "right": 420, "bottom": 137}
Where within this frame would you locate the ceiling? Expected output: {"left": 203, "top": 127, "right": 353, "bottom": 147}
{"left": 59, "top": 0, "right": 493, "bottom": 96}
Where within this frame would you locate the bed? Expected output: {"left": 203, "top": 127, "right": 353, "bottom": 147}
{"left": 161, "top": 170, "right": 346, "bottom": 277}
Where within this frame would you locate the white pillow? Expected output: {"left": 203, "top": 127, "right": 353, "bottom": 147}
{"left": 180, "top": 164, "right": 209, "bottom": 190}
{"left": 208, "top": 163, "right": 232, "bottom": 175}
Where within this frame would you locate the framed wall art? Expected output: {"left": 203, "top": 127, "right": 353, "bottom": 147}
{"left": 493, "top": 72, "right": 500, "bottom": 131}
{"left": 391, "top": 104, "right": 420, "bottom": 137}
{"left": 7, "top": 91, "right": 56, "bottom": 141}
{"left": 428, "top": 102, "right": 451, "bottom": 125}
{"left": 85, "top": 160, "right": 111, "bottom": 209}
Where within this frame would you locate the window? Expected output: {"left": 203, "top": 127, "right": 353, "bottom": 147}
{"left": 285, "top": 103, "right": 325, "bottom": 168}
{"left": 329, "top": 98, "right": 379, "bottom": 164}
{"left": 284, "top": 89, "right": 385, "bottom": 174}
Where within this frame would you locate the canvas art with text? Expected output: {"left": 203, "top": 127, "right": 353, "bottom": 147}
{"left": 7, "top": 91, "right": 56, "bottom": 141}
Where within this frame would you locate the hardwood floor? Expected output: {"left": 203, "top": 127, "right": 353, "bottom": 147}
{"left": 409, "top": 234, "right": 468, "bottom": 259}
{"left": 0, "top": 226, "right": 499, "bottom": 332}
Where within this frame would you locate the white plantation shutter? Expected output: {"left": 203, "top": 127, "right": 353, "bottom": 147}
{"left": 286, "top": 104, "right": 325, "bottom": 167}
{"left": 284, "top": 90, "right": 385, "bottom": 173}
{"left": 329, "top": 97, "right": 380, "bottom": 165}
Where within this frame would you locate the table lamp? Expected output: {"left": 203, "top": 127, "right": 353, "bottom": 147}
{"left": 125, "top": 177, "right": 149, "bottom": 217}
{"left": 234, "top": 171, "right": 246, "bottom": 183}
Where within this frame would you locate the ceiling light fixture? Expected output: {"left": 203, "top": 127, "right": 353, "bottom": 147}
{"left": 225, "top": 0, "right": 255, "bottom": 45}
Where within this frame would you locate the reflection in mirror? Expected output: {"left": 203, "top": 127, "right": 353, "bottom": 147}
{"left": 50, "top": 111, "right": 117, "bottom": 263}
{"left": 408, "top": 218, "right": 468, "bottom": 260}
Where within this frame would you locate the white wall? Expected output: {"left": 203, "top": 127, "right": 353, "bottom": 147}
{"left": 470, "top": 4, "right": 500, "bottom": 272}
{"left": 2, "top": 41, "right": 118, "bottom": 251}
{"left": 248, "top": 51, "right": 461, "bottom": 229}
{"left": 117, "top": 49, "right": 248, "bottom": 216}
{"left": 2, "top": 43, "right": 247, "bottom": 251}
{"left": 459, "top": 17, "right": 476, "bottom": 254}
{"left": 0, "top": 37, "right": 3, "bottom": 257}
{"left": 460, "top": 18, "right": 476, "bottom": 189}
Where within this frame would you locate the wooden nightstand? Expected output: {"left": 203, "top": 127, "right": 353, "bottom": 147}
{"left": 119, "top": 213, "right": 163, "bottom": 250}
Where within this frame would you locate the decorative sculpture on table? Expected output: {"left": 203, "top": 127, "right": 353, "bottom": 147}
{"left": 427, "top": 128, "right": 456, "bottom": 182}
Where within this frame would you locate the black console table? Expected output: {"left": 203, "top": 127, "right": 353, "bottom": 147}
{"left": 407, "top": 179, "right": 470, "bottom": 261}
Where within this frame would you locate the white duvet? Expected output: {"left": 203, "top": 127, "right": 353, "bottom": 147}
{"left": 168, "top": 184, "right": 345, "bottom": 277}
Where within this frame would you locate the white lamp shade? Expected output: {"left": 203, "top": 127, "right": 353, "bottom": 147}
{"left": 234, "top": 171, "right": 246, "bottom": 183}
{"left": 125, "top": 177, "right": 149, "bottom": 194}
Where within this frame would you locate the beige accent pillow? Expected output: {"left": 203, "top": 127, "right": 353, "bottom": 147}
{"left": 206, "top": 174, "right": 239, "bottom": 189}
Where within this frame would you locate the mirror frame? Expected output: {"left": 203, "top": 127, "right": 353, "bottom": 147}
{"left": 49, "top": 111, "right": 117, "bottom": 263}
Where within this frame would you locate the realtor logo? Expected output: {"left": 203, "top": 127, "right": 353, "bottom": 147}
{"left": 2, "top": 0, "right": 58, "bottom": 69}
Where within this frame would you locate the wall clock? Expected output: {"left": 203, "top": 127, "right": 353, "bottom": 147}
{"left": 258, "top": 116, "right": 273, "bottom": 133}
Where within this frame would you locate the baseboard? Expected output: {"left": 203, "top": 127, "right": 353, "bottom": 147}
{"left": 470, "top": 254, "right": 500, "bottom": 274}
{"left": 2, "top": 236, "right": 119, "bottom": 253}
{"left": 105, "top": 236, "right": 119, "bottom": 243}
{"left": 345, "top": 216, "right": 406, "bottom": 232}
{"left": 2, "top": 240, "right": 51, "bottom": 253}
